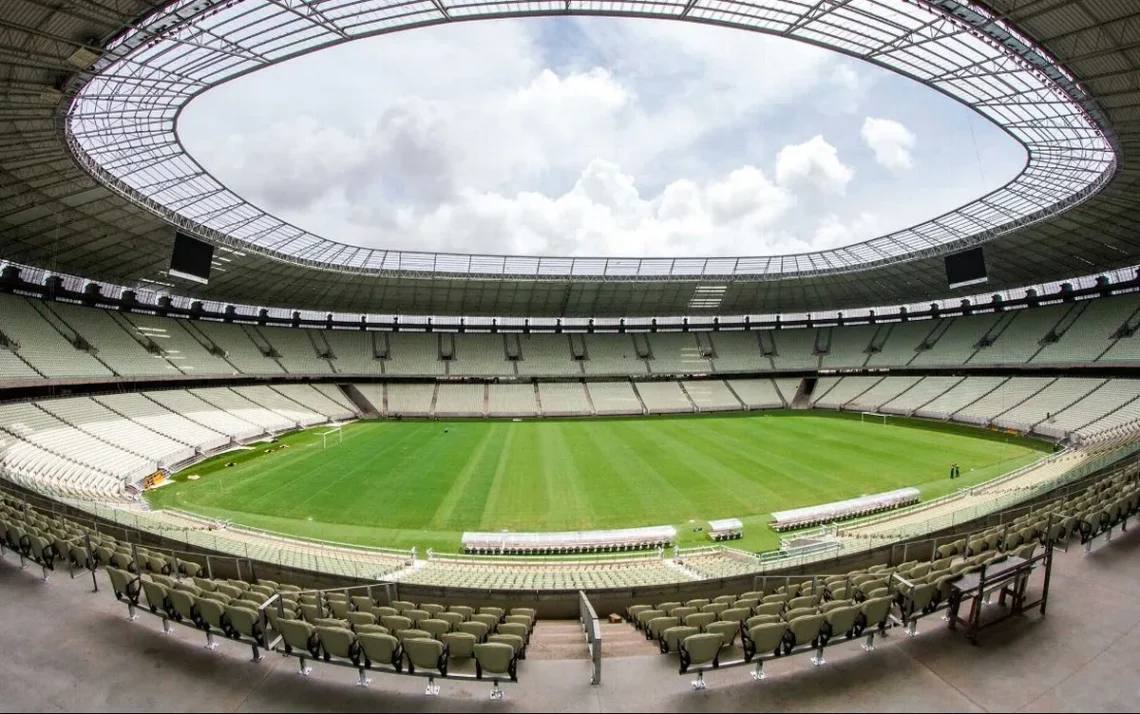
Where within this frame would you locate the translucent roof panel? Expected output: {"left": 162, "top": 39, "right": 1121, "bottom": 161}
{"left": 68, "top": 0, "right": 1114, "bottom": 281}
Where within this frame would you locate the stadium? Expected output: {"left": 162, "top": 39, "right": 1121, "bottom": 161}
{"left": 1, "top": 0, "right": 1139, "bottom": 710}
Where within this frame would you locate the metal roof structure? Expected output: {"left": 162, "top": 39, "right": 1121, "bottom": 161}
{"left": 1, "top": 0, "right": 1140, "bottom": 317}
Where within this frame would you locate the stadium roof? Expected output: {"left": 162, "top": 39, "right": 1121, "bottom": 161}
{"left": 1, "top": 0, "right": 1139, "bottom": 318}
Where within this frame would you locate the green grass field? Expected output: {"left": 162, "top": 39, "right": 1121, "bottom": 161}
{"left": 146, "top": 412, "right": 1051, "bottom": 554}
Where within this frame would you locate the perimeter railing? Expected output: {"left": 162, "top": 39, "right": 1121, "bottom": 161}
{"left": 578, "top": 590, "right": 602, "bottom": 685}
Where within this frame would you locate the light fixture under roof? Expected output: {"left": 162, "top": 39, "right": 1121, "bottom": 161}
{"left": 688, "top": 285, "right": 728, "bottom": 310}
{"left": 66, "top": 47, "right": 101, "bottom": 70}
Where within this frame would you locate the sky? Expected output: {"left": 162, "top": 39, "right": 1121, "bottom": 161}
{"left": 177, "top": 17, "right": 1027, "bottom": 259}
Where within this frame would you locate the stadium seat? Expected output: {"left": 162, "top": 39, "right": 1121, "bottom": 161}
{"left": 679, "top": 633, "right": 723, "bottom": 687}
{"left": 359, "top": 632, "right": 402, "bottom": 672}
{"left": 404, "top": 638, "right": 448, "bottom": 695}
{"left": 442, "top": 631, "right": 477, "bottom": 659}
{"left": 474, "top": 642, "right": 518, "bottom": 700}
{"left": 660, "top": 625, "right": 699, "bottom": 653}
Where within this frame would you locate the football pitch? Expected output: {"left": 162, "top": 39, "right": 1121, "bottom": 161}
{"left": 147, "top": 412, "right": 1051, "bottom": 554}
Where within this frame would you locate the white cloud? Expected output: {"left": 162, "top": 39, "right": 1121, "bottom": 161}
{"left": 775, "top": 136, "right": 854, "bottom": 196}
{"left": 861, "top": 117, "right": 917, "bottom": 171}
{"left": 179, "top": 17, "right": 1022, "bottom": 260}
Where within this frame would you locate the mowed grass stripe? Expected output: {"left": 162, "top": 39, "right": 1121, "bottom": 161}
{"left": 580, "top": 423, "right": 697, "bottom": 528}
{"left": 478, "top": 425, "right": 518, "bottom": 529}
{"left": 537, "top": 424, "right": 593, "bottom": 531}
{"left": 430, "top": 425, "right": 503, "bottom": 529}
{"left": 150, "top": 413, "right": 1050, "bottom": 553}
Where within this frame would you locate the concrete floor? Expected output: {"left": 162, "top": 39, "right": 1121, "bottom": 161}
{"left": 1, "top": 530, "right": 1138, "bottom": 713}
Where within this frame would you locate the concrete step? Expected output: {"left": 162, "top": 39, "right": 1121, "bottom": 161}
{"left": 601, "top": 636, "right": 661, "bottom": 658}
{"left": 534, "top": 621, "right": 583, "bottom": 635}
{"left": 535, "top": 630, "right": 588, "bottom": 646}
{"left": 525, "top": 641, "right": 590, "bottom": 660}
{"left": 598, "top": 622, "right": 661, "bottom": 657}
{"left": 528, "top": 620, "right": 588, "bottom": 660}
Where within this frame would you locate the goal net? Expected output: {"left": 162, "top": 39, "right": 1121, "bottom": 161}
{"left": 320, "top": 424, "right": 344, "bottom": 449}
{"left": 860, "top": 412, "right": 888, "bottom": 425}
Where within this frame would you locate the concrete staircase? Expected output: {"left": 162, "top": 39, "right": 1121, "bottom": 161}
{"left": 526, "top": 620, "right": 590, "bottom": 660}
{"left": 527, "top": 619, "right": 662, "bottom": 660}
{"left": 599, "top": 621, "right": 662, "bottom": 658}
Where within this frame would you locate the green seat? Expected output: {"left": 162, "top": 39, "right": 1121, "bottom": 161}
{"left": 316, "top": 626, "right": 360, "bottom": 664}
{"left": 646, "top": 616, "right": 679, "bottom": 641}
{"left": 215, "top": 584, "right": 243, "bottom": 600}
{"left": 371, "top": 606, "right": 398, "bottom": 619}
{"left": 169, "top": 588, "right": 199, "bottom": 625}
{"left": 449, "top": 605, "right": 474, "bottom": 621}
{"left": 472, "top": 613, "right": 499, "bottom": 631}
{"left": 819, "top": 599, "right": 853, "bottom": 613}
{"left": 198, "top": 598, "right": 228, "bottom": 631}
{"left": 745, "top": 614, "right": 782, "bottom": 629}
{"left": 421, "top": 603, "right": 446, "bottom": 618}
{"left": 225, "top": 605, "right": 264, "bottom": 642}
{"left": 300, "top": 603, "right": 323, "bottom": 622}
{"left": 277, "top": 619, "right": 318, "bottom": 656}
{"left": 478, "top": 606, "right": 505, "bottom": 622}
{"left": 670, "top": 606, "right": 698, "bottom": 621}
{"left": 192, "top": 577, "right": 217, "bottom": 592}
{"left": 504, "top": 614, "right": 533, "bottom": 632}
{"left": 458, "top": 620, "right": 489, "bottom": 641}
{"left": 421, "top": 619, "right": 452, "bottom": 640}
{"left": 626, "top": 604, "right": 651, "bottom": 622}
{"left": 704, "top": 620, "right": 739, "bottom": 647}
{"left": 381, "top": 615, "right": 413, "bottom": 633}
{"left": 398, "top": 628, "right": 432, "bottom": 642}
{"left": 679, "top": 632, "right": 723, "bottom": 673}
{"left": 439, "top": 612, "right": 465, "bottom": 630}
{"left": 782, "top": 606, "right": 815, "bottom": 622}
{"left": 785, "top": 613, "right": 826, "bottom": 652}
{"left": 657, "top": 601, "right": 682, "bottom": 616}
{"left": 473, "top": 642, "right": 517, "bottom": 683}
{"left": 660, "top": 625, "right": 699, "bottom": 653}
{"left": 404, "top": 637, "right": 448, "bottom": 677}
{"left": 824, "top": 605, "right": 860, "bottom": 640}
{"left": 487, "top": 633, "right": 525, "bottom": 658}
{"left": 684, "top": 612, "right": 716, "bottom": 631}
{"left": 351, "top": 595, "right": 374, "bottom": 612}
{"left": 328, "top": 599, "right": 351, "bottom": 619}
{"left": 510, "top": 607, "right": 536, "bottom": 621}
{"left": 391, "top": 600, "right": 416, "bottom": 613}
{"left": 743, "top": 622, "right": 787, "bottom": 660}
{"left": 442, "top": 631, "right": 478, "bottom": 659}
{"left": 106, "top": 567, "right": 139, "bottom": 605}
{"left": 359, "top": 632, "right": 402, "bottom": 670}
{"left": 347, "top": 611, "right": 376, "bottom": 630}
{"left": 719, "top": 607, "right": 751, "bottom": 624}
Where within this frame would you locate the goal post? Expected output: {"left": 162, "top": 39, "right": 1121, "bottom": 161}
{"left": 860, "top": 412, "right": 888, "bottom": 425}
{"left": 320, "top": 424, "right": 344, "bottom": 449}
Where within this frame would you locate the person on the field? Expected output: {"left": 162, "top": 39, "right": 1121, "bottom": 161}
{"left": 949, "top": 462, "right": 960, "bottom": 479}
